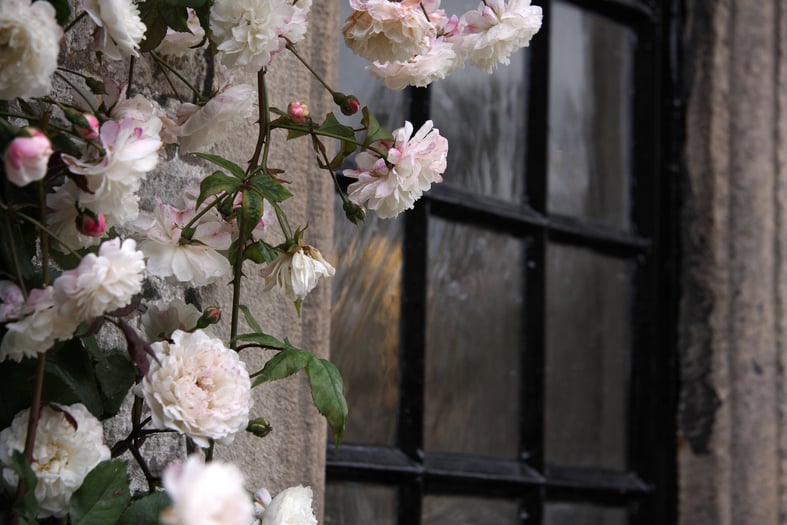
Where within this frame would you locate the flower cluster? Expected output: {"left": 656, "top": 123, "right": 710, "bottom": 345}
{"left": 0, "top": 0, "right": 542, "bottom": 522}
{"left": 344, "top": 0, "right": 542, "bottom": 87}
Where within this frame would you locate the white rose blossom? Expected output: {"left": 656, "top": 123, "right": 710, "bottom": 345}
{"left": 345, "top": 120, "right": 448, "bottom": 218}
{"left": 0, "top": 0, "right": 62, "bottom": 100}
{"left": 132, "top": 200, "right": 233, "bottom": 286}
{"left": 82, "top": 0, "right": 146, "bottom": 59}
{"left": 141, "top": 299, "right": 203, "bottom": 342}
{"left": 0, "top": 286, "right": 79, "bottom": 362}
{"left": 342, "top": 0, "right": 435, "bottom": 63}
{"left": 0, "top": 404, "right": 110, "bottom": 518}
{"left": 210, "top": 0, "right": 311, "bottom": 71}
{"left": 3, "top": 129, "right": 53, "bottom": 186}
{"left": 162, "top": 455, "right": 255, "bottom": 525}
{"left": 262, "top": 246, "right": 335, "bottom": 302}
{"left": 259, "top": 486, "right": 317, "bottom": 525}
{"left": 459, "top": 0, "right": 543, "bottom": 73}
{"left": 141, "top": 329, "right": 252, "bottom": 447}
{"left": 368, "top": 37, "right": 464, "bottom": 90}
{"left": 156, "top": 8, "right": 205, "bottom": 57}
{"left": 53, "top": 237, "right": 145, "bottom": 322}
{"left": 178, "top": 84, "right": 255, "bottom": 153}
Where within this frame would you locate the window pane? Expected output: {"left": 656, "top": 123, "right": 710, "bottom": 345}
{"left": 548, "top": 1, "right": 635, "bottom": 229}
{"left": 423, "top": 495, "right": 522, "bottom": 524}
{"left": 324, "top": 482, "right": 397, "bottom": 525}
{"left": 431, "top": 51, "right": 528, "bottom": 203}
{"left": 545, "top": 244, "right": 631, "bottom": 469}
{"left": 330, "top": 202, "right": 402, "bottom": 446}
{"left": 545, "top": 503, "right": 627, "bottom": 525}
{"left": 424, "top": 218, "right": 523, "bottom": 458}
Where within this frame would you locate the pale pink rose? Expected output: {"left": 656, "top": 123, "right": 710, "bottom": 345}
{"left": 3, "top": 129, "right": 52, "bottom": 186}
{"left": 77, "top": 113, "right": 101, "bottom": 141}
{"left": 76, "top": 210, "right": 107, "bottom": 237}
{"left": 343, "top": 0, "right": 435, "bottom": 63}
{"left": 161, "top": 455, "right": 254, "bottom": 525}
{"left": 53, "top": 237, "right": 145, "bottom": 322}
{"left": 61, "top": 118, "right": 161, "bottom": 228}
{"left": 0, "top": 0, "right": 62, "bottom": 99}
{"left": 459, "top": 0, "right": 543, "bottom": 73}
{"left": 262, "top": 246, "right": 335, "bottom": 302}
{"left": 156, "top": 8, "right": 205, "bottom": 57}
{"left": 0, "top": 281, "right": 24, "bottom": 322}
{"left": 210, "top": 0, "right": 310, "bottom": 71}
{"left": 132, "top": 200, "right": 232, "bottom": 286}
{"left": 82, "top": 0, "right": 146, "bottom": 59}
{"left": 259, "top": 486, "right": 317, "bottom": 525}
{"left": 0, "top": 404, "right": 110, "bottom": 518}
{"left": 178, "top": 84, "right": 255, "bottom": 153}
{"left": 287, "top": 101, "right": 310, "bottom": 124}
{"left": 368, "top": 37, "right": 464, "bottom": 90}
{"left": 111, "top": 94, "right": 166, "bottom": 141}
{"left": 346, "top": 120, "right": 448, "bottom": 218}
{"left": 0, "top": 286, "right": 78, "bottom": 362}
{"left": 141, "top": 330, "right": 252, "bottom": 447}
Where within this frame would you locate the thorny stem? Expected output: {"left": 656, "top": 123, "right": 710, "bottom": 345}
{"left": 150, "top": 52, "right": 205, "bottom": 101}
{"left": 129, "top": 442, "right": 158, "bottom": 493}
{"left": 248, "top": 68, "right": 269, "bottom": 173}
{"left": 315, "top": 137, "right": 352, "bottom": 206}
{"left": 64, "top": 11, "right": 87, "bottom": 32}
{"left": 229, "top": 211, "right": 246, "bottom": 350}
{"left": 127, "top": 57, "right": 135, "bottom": 97}
{"left": 178, "top": 194, "right": 226, "bottom": 239}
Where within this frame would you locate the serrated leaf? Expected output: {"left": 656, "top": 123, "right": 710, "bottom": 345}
{"left": 238, "top": 304, "right": 263, "bottom": 333}
{"left": 286, "top": 127, "right": 310, "bottom": 140}
{"left": 235, "top": 332, "right": 287, "bottom": 352}
{"left": 8, "top": 451, "right": 38, "bottom": 520}
{"left": 245, "top": 240, "right": 279, "bottom": 264}
{"left": 240, "top": 189, "right": 264, "bottom": 240}
{"left": 318, "top": 113, "right": 355, "bottom": 140}
{"left": 196, "top": 171, "right": 241, "bottom": 209}
{"left": 306, "top": 358, "right": 348, "bottom": 446}
{"left": 69, "top": 460, "right": 130, "bottom": 525}
{"left": 193, "top": 153, "right": 246, "bottom": 179}
{"left": 117, "top": 492, "right": 171, "bottom": 525}
{"left": 251, "top": 347, "right": 313, "bottom": 387}
{"left": 362, "top": 107, "right": 394, "bottom": 147}
{"left": 249, "top": 173, "right": 292, "bottom": 203}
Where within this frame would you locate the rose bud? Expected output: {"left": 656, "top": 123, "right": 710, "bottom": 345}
{"left": 3, "top": 129, "right": 52, "bottom": 187}
{"left": 76, "top": 209, "right": 107, "bottom": 237}
{"left": 287, "top": 101, "right": 310, "bottom": 124}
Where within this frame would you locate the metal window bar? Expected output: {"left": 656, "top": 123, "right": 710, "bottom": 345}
{"left": 326, "top": 0, "right": 681, "bottom": 523}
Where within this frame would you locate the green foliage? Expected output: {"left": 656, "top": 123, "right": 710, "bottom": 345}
{"left": 118, "top": 492, "right": 171, "bottom": 525}
{"left": 235, "top": 332, "right": 287, "bottom": 352}
{"left": 196, "top": 171, "right": 241, "bottom": 209}
{"left": 245, "top": 240, "right": 279, "bottom": 264}
{"left": 306, "top": 358, "right": 348, "bottom": 446}
{"left": 44, "top": 0, "right": 71, "bottom": 26}
{"left": 362, "top": 107, "right": 394, "bottom": 147}
{"left": 192, "top": 153, "right": 247, "bottom": 179}
{"left": 238, "top": 304, "right": 263, "bottom": 333}
{"left": 248, "top": 173, "right": 293, "bottom": 203}
{"left": 138, "top": 0, "right": 207, "bottom": 51}
{"left": 69, "top": 460, "right": 130, "bottom": 525}
{"left": 240, "top": 189, "right": 264, "bottom": 240}
{"left": 251, "top": 347, "right": 312, "bottom": 385}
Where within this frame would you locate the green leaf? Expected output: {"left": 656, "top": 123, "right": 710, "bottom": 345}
{"left": 46, "top": 339, "right": 104, "bottom": 418}
{"left": 238, "top": 304, "right": 263, "bottom": 333}
{"left": 158, "top": 4, "right": 191, "bottom": 32}
{"left": 236, "top": 332, "right": 287, "bottom": 352}
{"left": 249, "top": 173, "right": 292, "bottom": 203}
{"left": 318, "top": 113, "right": 355, "bottom": 140}
{"left": 0, "top": 359, "right": 37, "bottom": 428}
{"left": 285, "top": 126, "right": 310, "bottom": 140}
{"left": 69, "top": 460, "right": 130, "bottom": 525}
{"left": 138, "top": 1, "right": 169, "bottom": 52}
{"left": 92, "top": 349, "right": 136, "bottom": 419}
{"left": 196, "top": 171, "right": 241, "bottom": 209}
{"left": 193, "top": 153, "right": 246, "bottom": 179}
{"left": 251, "top": 347, "right": 313, "bottom": 387}
{"left": 8, "top": 451, "right": 38, "bottom": 520}
{"left": 118, "top": 492, "right": 171, "bottom": 525}
{"left": 362, "top": 107, "right": 394, "bottom": 147}
{"left": 45, "top": 0, "right": 72, "bottom": 26}
{"left": 306, "top": 358, "right": 348, "bottom": 446}
{"left": 245, "top": 240, "right": 279, "bottom": 264}
{"left": 240, "top": 189, "right": 264, "bottom": 240}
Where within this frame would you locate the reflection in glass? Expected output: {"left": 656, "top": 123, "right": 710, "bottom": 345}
{"left": 424, "top": 218, "right": 523, "bottom": 458}
{"left": 545, "top": 502, "right": 628, "bottom": 525}
{"left": 330, "top": 199, "right": 402, "bottom": 445}
{"left": 545, "top": 244, "right": 631, "bottom": 469}
{"left": 548, "top": 1, "right": 635, "bottom": 228}
{"left": 324, "top": 482, "right": 397, "bottom": 525}
{"left": 423, "top": 495, "right": 521, "bottom": 524}
{"left": 431, "top": 51, "right": 528, "bottom": 203}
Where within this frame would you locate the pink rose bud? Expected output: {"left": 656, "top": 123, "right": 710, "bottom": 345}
{"left": 333, "top": 92, "right": 361, "bottom": 116}
{"left": 196, "top": 306, "right": 222, "bottom": 329}
{"left": 77, "top": 114, "right": 100, "bottom": 141}
{"left": 3, "top": 129, "right": 52, "bottom": 187}
{"left": 76, "top": 209, "right": 107, "bottom": 237}
{"left": 287, "top": 101, "right": 310, "bottom": 124}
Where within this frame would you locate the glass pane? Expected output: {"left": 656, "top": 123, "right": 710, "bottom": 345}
{"left": 330, "top": 199, "right": 402, "bottom": 446}
{"left": 424, "top": 218, "right": 523, "bottom": 458}
{"left": 423, "top": 495, "right": 521, "bottom": 524}
{"left": 324, "top": 482, "right": 397, "bottom": 525}
{"left": 548, "top": 1, "right": 635, "bottom": 228}
{"left": 545, "top": 503, "right": 628, "bottom": 525}
{"left": 545, "top": 244, "right": 631, "bottom": 469}
{"left": 431, "top": 50, "right": 528, "bottom": 203}
{"left": 338, "top": 1, "right": 406, "bottom": 129}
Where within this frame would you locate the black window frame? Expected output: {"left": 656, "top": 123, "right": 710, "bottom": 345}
{"left": 327, "top": 0, "right": 683, "bottom": 523}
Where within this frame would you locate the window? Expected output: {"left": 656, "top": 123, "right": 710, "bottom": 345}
{"left": 326, "top": 0, "right": 682, "bottom": 523}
